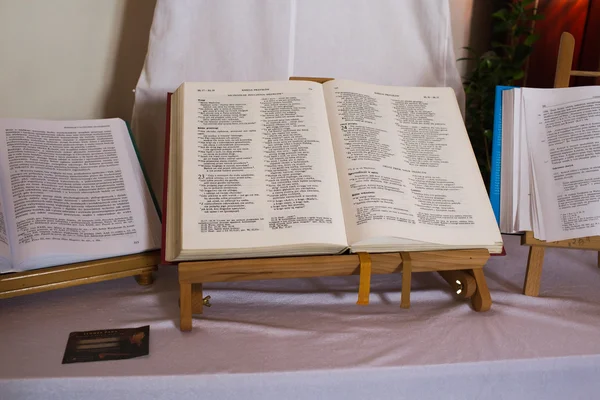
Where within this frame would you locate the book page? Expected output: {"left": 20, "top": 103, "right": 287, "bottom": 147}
{"left": 0, "top": 118, "right": 161, "bottom": 270}
{"left": 0, "top": 197, "right": 8, "bottom": 251}
{"left": 516, "top": 89, "right": 532, "bottom": 232}
{"left": 0, "top": 145, "right": 12, "bottom": 271}
{"left": 510, "top": 92, "right": 521, "bottom": 230}
{"left": 0, "top": 196, "right": 11, "bottom": 271}
{"left": 178, "top": 81, "right": 347, "bottom": 253}
{"left": 523, "top": 86, "right": 600, "bottom": 241}
{"left": 500, "top": 89, "right": 515, "bottom": 233}
{"left": 323, "top": 80, "right": 501, "bottom": 248}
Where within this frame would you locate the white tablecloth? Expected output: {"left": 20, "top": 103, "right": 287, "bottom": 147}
{"left": 2, "top": 234, "right": 600, "bottom": 399}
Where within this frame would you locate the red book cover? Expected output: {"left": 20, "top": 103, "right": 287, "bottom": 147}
{"left": 160, "top": 93, "right": 175, "bottom": 265}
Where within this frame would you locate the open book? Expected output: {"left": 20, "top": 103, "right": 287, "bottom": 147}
{"left": 164, "top": 79, "right": 503, "bottom": 262}
{"left": 0, "top": 118, "right": 162, "bottom": 273}
{"left": 498, "top": 85, "right": 600, "bottom": 241}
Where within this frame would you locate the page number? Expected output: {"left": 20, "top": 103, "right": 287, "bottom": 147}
{"left": 134, "top": 241, "right": 140, "bottom": 244}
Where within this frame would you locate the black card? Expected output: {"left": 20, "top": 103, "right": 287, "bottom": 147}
{"left": 62, "top": 325, "right": 149, "bottom": 364}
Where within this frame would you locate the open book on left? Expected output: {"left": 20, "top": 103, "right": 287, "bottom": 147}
{"left": 0, "top": 118, "right": 162, "bottom": 273}
{"left": 164, "top": 79, "right": 503, "bottom": 262}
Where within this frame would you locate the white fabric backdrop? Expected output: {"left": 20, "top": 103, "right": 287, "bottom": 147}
{"left": 131, "top": 0, "right": 465, "bottom": 207}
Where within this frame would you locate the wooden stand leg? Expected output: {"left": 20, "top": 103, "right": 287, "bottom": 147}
{"left": 356, "top": 253, "right": 372, "bottom": 305}
{"left": 437, "top": 271, "right": 477, "bottom": 299}
{"left": 399, "top": 252, "right": 412, "bottom": 309}
{"left": 523, "top": 246, "right": 545, "bottom": 297}
{"left": 180, "top": 283, "right": 192, "bottom": 332}
{"left": 134, "top": 271, "right": 154, "bottom": 286}
{"left": 191, "top": 283, "right": 204, "bottom": 314}
{"left": 470, "top": 269, "right": 491, "bottom": 312}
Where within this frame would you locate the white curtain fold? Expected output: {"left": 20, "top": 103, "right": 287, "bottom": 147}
{"left": 131, "top": 0, "right": 465, "bottom": 207}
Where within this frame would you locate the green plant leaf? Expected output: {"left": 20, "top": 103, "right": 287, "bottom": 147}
{"left": 515, "top": 28, "right": 534, "bottom": 38}
{"left": 514, "top": 43, "right": 533, "bottom": 63}
{"left": 492, "top": 8, "right": 509, "bottom": 21}
{"left": 512, "top": 70, "right": 525, "bottom": 80}
{"left": 491, "top": 41, "right": 510, "bottom": 49}
{"left": 493, "top": 22, "right": 510, "bottom": 34}
{"left": 462, "top": 46, "right": 479, "bottom": 55}
{"left": 481, "top": 50, "right": 499, "bottom": 60}
{"left": 460, "top": 0, "right": 544, "bottom": 192}
{"left": 524, "top": 33, "right": 540, "bottom": 46}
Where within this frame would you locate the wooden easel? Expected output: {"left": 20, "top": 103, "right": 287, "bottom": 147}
{"left": 522, "top": 232, "right": 600, "bottom": 296}
{"left": 0, "top": 251, "right": 160, "bottom": 299}
{"left": 522, "top": 32, "right": 600, "bottom": 296}
{"left": 176, "top": 76, "right": 493, "bottom": 332}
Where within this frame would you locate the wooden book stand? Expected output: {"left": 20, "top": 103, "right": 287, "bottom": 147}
{"left": 0, "top": 251, "right": 160, "bottom": 299}
{"left": 178, "top": 250, "right": 492, "bottom": 331}
{"left": 522, "top": 232, "right": 600, "bottom": 296}
{"left": 522, "top": 32, "right": 600, "bottom": 296}
{"left": 176, "top": 76, "right": 493, "bottom": 331}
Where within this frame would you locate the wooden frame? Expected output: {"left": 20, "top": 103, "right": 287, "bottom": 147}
{"left": 176, "top": 76, "right": 493, "bottom": 332}
{"left": 554, "top": 32, "right": 600, "bottom": 88}
{"left": 521, "top": 32, "right": 600, "bottom": 296}
{"left": 0, "top": 251, "right": 160, "bottom": 299}
{"left": 178, "top": 249, "right": 492, "bottom": 332}
{"left": 522, "top": 232, "right": 600, "bottom": 296}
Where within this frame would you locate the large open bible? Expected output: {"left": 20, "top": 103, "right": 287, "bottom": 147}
{"left": 164, "top": 79, "right": 503, "bottom": 262}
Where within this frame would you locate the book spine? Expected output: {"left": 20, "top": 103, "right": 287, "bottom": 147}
{"left": 489, "top": 85, "right": 515, "bottom": 225}
{"left": 161, "top": 93, "right": 174, "bottom": 265}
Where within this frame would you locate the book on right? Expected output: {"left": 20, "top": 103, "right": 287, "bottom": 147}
{"left": 163, "top": 79, "right": 503, "bottom": 262}
{"left": 498, "top": 85, "right": 600, "bottom": 241}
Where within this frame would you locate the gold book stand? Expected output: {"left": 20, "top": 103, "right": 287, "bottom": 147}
{"left": 521, "top": 32, "right": 600, "bottom": 296}
{"left": 177, "top": 76, "right": 493, "bottom": 332}
{"left": 0, "top": 251, "right": 160, "bottom": 299}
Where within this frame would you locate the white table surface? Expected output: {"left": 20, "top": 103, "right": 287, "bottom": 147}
{"left": 2, "top": 234, "right": 600, "bottom": 400}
